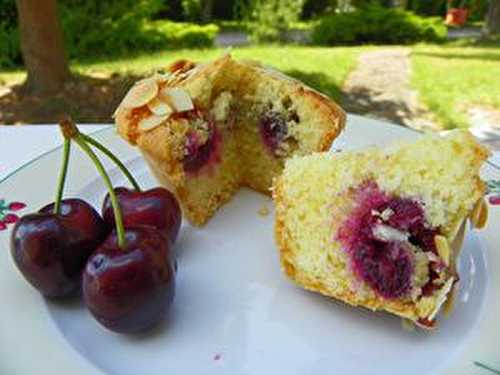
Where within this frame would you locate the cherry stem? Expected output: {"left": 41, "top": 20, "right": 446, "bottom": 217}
{"left": 59, "top": 118, "right": 127, "bottom": 249}
{"left": 53, "top": 139, "right": 71, "bottom": 215}
{"left": 81, "top": 133, "right": 141, "bottom": 192}
{"left": 75, "top": 136, "right": 126, "bottom": 249}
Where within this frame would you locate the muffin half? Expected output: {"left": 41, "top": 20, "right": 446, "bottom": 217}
{"left": 273, "top": 130, "right": 489, "bottom": 328}
{"left": 114, "top": 53, "right": 345, "bottom": 225}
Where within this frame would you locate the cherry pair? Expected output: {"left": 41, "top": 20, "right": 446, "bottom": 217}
{"left": 10, "top": 119, "right": 181, "bottom": 333}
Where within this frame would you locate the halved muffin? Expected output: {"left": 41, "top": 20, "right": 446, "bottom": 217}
{"left": 114, "top": 53, "right": 345, "bottom": 225}
{"left": 273, "top": 130, "right": 489, "bottom": 328}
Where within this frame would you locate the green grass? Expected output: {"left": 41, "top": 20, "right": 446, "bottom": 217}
{"left": 411, "top": 42, "right": 500, "bottom": 128}
{"left": 4, "top": 43, "right": 498, "bottom": 129}
{"left": 0, "top": 46, "right": 365, "bottom": 103}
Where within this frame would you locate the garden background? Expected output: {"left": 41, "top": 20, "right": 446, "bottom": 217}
{"left": 0, "top": 0, "right": 499, "bottom": 133}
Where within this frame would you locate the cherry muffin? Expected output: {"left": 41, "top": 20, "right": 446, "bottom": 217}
{"left": 274, "top": 130, "right": 489, "bottom": 328}
{"left": 114, "top": 53, "right": 345, "bottom": 225}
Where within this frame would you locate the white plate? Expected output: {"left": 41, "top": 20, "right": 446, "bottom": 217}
{"left": 1, "top": 115, "right": 499, "bottom": 375}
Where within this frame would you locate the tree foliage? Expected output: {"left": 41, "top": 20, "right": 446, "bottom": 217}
{"left": 59, "top": 0, "right": 164, "bottom": 58}
{"left": 301, "top": 0, "right": 336, "bottom": 19}
{"left": 181, "top": 0, "right": 202, "bottom": 21}
{"left": 238, "top": 0, "right": 305, "bottom": 42}
{"left": 0, "top": 0, "right": 20, "bottom": 67}
{"left": 312, "top": 4, "right": 446, "bottom": 45}
{"left": 0, "top": 0, "right": 218, "bottom": 68}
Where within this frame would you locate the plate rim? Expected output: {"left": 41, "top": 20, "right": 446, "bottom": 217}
{"left": 1, "top": 116, "right": 499, "bottom": 375}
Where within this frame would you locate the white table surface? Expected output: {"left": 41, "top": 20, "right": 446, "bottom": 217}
{"left": 0, "top": 122, "right": 499, "bottom": 183}
{"left": 0, "top": 125, "right": 110, "bottom": 181}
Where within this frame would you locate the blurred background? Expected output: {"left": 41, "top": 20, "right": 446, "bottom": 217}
{"left": 0, "top": 0, "right": 499, "bottom": 133}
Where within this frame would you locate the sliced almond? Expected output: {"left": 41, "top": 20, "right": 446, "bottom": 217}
{"left": 449, "top": 219, "right": 466, "bottom": 274}
{"left": 147, "top": 97, "right": 173, "bottom": 116}
{"left": 134, "top": 76, "right": 156, "bottom": 86}
{"left": 138, "top": 114, "right": 169, "bottom": 132}
{"left": 160, "top": 87, "right": 194, "bottom": 112}
{"left": 470, "top": 198, "right": 488, "bottom": 229}
{"left": 448, "top": 218, "right": 464, "bottom": 242}
{"left": 427, "top": 277, "right": 455, "bottom": 321}
{"left": 443, "top": 281, "right": 458, "bottom": 317}
{"left": 120, "top": 79, "right": 159, "bottom": 109}
{"left": 112, "top": 104, "right": 127, "bottom": 119}
{"left": 434, "top": 235, "right": 450, "bottom": 267}
{"left": 114, "top": 107, "right": 130, "bottom": 126}
{"left": 372, "top": 224, "right": 408, "bottom": 242}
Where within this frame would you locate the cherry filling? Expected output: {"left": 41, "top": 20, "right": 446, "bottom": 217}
{"left": 182, "top": 112, "right": 222, "bottom": 174}
{"left": 183, "top": 131, "right": 213, "bottom": 172}
{"left": 260, "top": 111, "right": 288, "bottom": 153}
{"left": 337, "top": 182, "right": 441, "bottom": 300}
{"left": 351, "top": 240, "right": 413, "bottom": 299}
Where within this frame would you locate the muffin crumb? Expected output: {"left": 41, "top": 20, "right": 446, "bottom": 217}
{"left": 258, "top": 206, "right": 270, "bottom": 216}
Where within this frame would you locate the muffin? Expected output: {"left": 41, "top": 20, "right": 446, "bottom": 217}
{"left": 273, "top": 130, "right": 489, "bottom": 328}
{"left": 113, "top": 53, "right": 345, "bottom": 225}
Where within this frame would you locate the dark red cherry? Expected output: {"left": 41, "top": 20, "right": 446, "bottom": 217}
{"left": 40, "top": 199, "right": 110, "bottom": 242}
{"left": 10, "top": 199, "right": 108, "bottom": 298}
{"left": 102, "top": 187, "right": 181, "bottom": 243}
{"left": 183, "top": 123, "right": 222, "bottom": 174}
{"left": 82, "top": 226, "right": 175, "bottom": 333}
{"left": 383, "top": 198, "right": 425, "bottom": 232}
{"left": 260, "top": 111, "right": 288, "bottom": 153}
{"left": 352, "top": 241, "right": 413, "bottom": 299}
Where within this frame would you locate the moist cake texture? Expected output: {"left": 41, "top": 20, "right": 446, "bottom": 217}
{"left": 114, "top": 54, "right": 345, "bottom": 225}
{"left": 273, "top": 130, "right": 489, "bottom": 328}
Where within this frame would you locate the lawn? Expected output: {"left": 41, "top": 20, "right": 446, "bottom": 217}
{"left": 76, "top": 45, "right": 365, "bottom": 102}
{"left": 3, "top": 43, "right": 499, "bottom": 128}
{"left": 1, "top": 46, "right": 365, "bottom": 101}
{"left": 0, "top": 46, "right": 365, "bottom": 123}
{"left": 411, "top": 42, "right": 500, "bottom": 129}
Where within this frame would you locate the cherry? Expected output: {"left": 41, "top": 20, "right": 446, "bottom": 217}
{"left": 102, "top": 187, "right": 181, "bottom": 244}
{"left": 53, "top": 119, "right": 176, "bottom": 334}
{"left": 260, "top": 111, "right": 288, "bottom": 153}
{"left": 10, "top": 134, "right": 107, "bottom": 298}
{"left": 83, "top": 226, "right": 175, "bottom": 333}
{"left": 40, "top": 199, "right": 109, "bottom": 241}
{"left": 183, "top": 130, "right": 215, "bottom": 173}
{"left": 183, "top": 125, "right": 222, "bottom": 175}
{"left": 11, "top": 199, "right": 107, "bottom": 298}
{"left": 336, "top": 182, "right": 445, "bottom": 300}
{"left": 383, "top": 199, "right": 425, "bottom": 232}
{"left": 352, "top": 241, "right": 413, "bottom": 299}
{"left": 10, "top": 118, "right": 177, "bottom": 333}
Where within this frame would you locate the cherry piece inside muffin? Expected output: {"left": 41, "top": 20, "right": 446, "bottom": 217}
{"left": 259, "top": 100, "right": 300, "bottom": 157}
{"left": 260, "top": 110, "right": 289, "bottom": 153}
{"left": 337, "top": 181, "right": 443, "bottom": 300}
{"left": 182, "top": 110, "right": 222, "bottom": 174}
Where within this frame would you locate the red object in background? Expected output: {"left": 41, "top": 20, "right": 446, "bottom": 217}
{"left": 445, "top": 8, "right": 469, "bottom": 26}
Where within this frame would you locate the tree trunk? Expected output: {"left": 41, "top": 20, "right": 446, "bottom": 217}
{"left": 15, "top": 0, "right": 71, "bottom": 96}
{"left": 484, "top": 0, "right": 500, "bottom": 35}
{"left": 201, "top": 0, "right": 214, "bottom": 23}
